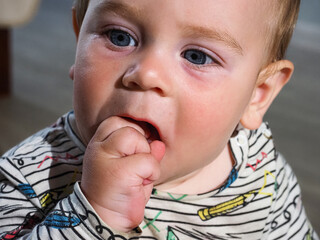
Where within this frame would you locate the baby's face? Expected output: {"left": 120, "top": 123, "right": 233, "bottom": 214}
{"left": 73, "top": 0, "right": 271, "bottom": 187}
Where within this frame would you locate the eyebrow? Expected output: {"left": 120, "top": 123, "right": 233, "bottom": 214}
{"left": 94, "top": 1, "right": 143, "bottom": 22}
{"left": 180, "top": 25, "right": 244, "bottom": 55}
{"left": 94, "top": 1, "right": 243, "bottom": 55}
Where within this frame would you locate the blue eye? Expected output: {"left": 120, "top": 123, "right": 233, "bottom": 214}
{"left": 183, "top": 49, "right": 213, "bottom": 65}
{"left": 108, "top": 29, "right": 137, "bottom": 47}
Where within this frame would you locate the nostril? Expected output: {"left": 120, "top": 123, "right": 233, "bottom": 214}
{"left": 125, "top": 81, "right": 140, "bottom": 90}
{"left": 124, "top": 80, "right": 164, "bottom": 95}
{"left": 122, "top": 66, "right": 167, "bottom": 95}
{"left": 153, "top": 87, "right": 164, "bottom": 96}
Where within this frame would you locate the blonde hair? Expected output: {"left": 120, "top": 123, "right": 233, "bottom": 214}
{"left": 73, "top": 0, "right": 88, "bottom": 28}
{"left": 73, "top": 0, "right": 300, "bottom": 64}
{"left": 267, "top": 0, "right": 300, "bottom": 63}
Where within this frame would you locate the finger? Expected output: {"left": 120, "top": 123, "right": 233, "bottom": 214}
{"left": 143, "top": 182, "right": 154, "bottom": 204}
{"left": 101, "top": 126, "right": 150, "bottom": 158}
{"left": 92, "top": 116, "right": 146, "bottom": 143}
{"left": 123, "top": 153, "right": 161, "bottom": 185}
{"left": 150, "top": 140, "right": 166, "bottom": 162}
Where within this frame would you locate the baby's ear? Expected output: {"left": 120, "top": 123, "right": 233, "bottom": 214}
{"left": 69, "top": 64, "right": 75, "bottom": 81}
{"left": 240, "top": 60, "right": 294, "bottom": 130}
{"left": 72, "top": 7, "right": 80, "bottom": 41}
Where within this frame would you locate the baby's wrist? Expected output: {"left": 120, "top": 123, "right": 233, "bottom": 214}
{"left": 80, "top": 183, "right": 135, "bottom": 233}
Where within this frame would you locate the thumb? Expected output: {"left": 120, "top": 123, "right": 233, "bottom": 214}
{"left": 150, "top": 140, "right": 166, "bottom": 162}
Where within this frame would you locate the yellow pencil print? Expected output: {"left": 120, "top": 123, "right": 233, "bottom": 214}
{"left": 40, "top": 192, "right": 54, "bottom": 208}
{"left": 198, "top": 191, "right": 256, "bottom": 221}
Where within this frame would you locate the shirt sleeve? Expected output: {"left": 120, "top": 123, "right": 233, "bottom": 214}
{"left": 0, "top": 157, "right": 138, "bottom": 239}
{"left": 262, "top": 153, "right": 319, "bottom": 240}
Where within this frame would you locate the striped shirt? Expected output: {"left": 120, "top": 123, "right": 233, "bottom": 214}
{"left": 0, "top": 112, "right": 318, "bottom": 239}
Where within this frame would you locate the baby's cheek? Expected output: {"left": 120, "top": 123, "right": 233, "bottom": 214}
{"left": 177, "top": 99, "right": 233, "bottom": 157}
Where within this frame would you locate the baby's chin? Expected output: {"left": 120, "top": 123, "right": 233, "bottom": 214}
{"left": 153, "top": 168, "right": 196, "bottom": 194}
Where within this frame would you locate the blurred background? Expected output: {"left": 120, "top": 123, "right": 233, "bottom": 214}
{"left": 0, "top": 0, "right": 319, "bottom": 234}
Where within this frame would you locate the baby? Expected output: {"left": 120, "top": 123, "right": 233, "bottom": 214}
{"left": 0, "top": 0, "right": 318, "bottom": 239}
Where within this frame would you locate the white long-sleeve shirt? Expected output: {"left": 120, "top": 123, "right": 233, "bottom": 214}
{"left": 0, "top": 112, "right": 318, "bottom": 239}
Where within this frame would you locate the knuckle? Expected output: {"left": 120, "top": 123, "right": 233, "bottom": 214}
{"left": 135, "top": 154, "right": 160, "bottom": 179}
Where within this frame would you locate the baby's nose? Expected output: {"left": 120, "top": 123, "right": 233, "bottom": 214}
{"left": 121, "top": 48, "right": 172, "bottom": 96}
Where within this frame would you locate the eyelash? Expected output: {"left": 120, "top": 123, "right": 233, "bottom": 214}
{"left": 181, "top": 48, "right": 221, "bottom": 69}
{"left": 103, "top": 27, "right": 138, "bottom": 50}
{"left": 103, "top": 28, "right": 221, "bottom": 68}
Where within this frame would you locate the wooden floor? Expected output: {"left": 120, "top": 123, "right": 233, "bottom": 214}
{"left": 0, "top": 0, "right": 319, "bottom": 234}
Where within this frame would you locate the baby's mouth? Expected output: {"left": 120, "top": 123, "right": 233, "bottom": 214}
{"left": 123, "top": 117, "right": 161, "bottom": 143}
{"left": 144, "top": 121, "right": 161, "bottom": 143}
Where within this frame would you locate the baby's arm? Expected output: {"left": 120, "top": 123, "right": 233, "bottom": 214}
{"left": 0, "top": 168, "right": 140, "bottom": 239}
{"left": 0, "top": 158, "right": 95, "bottom": 239}
{"left": 80, "top": 116, "right": 165, "bottom": 232}
{"left": 0, "top": 115, "right": 165, "bottom": 238}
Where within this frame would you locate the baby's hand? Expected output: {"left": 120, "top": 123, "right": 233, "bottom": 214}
{"left": 80, "top": 116, "right": 165, "bottom": 232}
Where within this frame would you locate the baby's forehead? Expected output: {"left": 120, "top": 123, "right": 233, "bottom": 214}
{"left": 88, "top": 0, "right": 273, "bottom": 51}
{"left": 89, "top": 0, "right": 274, "bottom": 27}
{"left": 90, "top": 0, "right": 273, "bottom": 16}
